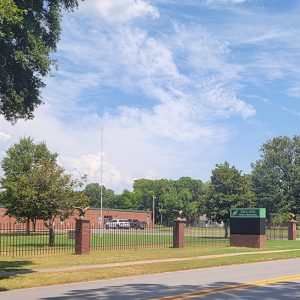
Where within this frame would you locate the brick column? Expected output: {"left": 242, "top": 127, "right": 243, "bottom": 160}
{"left": 75, "top": 218, "right": 91, "bottom": 254}
{"left": 173, "top": 218, "right": 186, "bottom": 248}
{"left": 288, "top": 221, "right": 297, "bottom": 240}
{"left": 230, "top": 234, "right": 265, "bottom": 248}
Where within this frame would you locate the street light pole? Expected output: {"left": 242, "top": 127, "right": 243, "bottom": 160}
{"left": 152, "top": 195, "right": 156, "bottom": 227}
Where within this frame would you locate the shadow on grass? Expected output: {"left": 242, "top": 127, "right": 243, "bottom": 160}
{"left": 0, "top": 260, "right": 34, "bottom": 291}
{"left": 39, "top": 281, "right": 300, "bottom": 299}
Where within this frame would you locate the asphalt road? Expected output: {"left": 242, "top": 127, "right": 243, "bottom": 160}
{"left": 2, "top": 258, "right": 300, "bottom": 299}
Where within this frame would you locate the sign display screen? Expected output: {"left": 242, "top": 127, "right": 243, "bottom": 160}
{"left": 230, "top": 218, "right": 265, "bottom": 235}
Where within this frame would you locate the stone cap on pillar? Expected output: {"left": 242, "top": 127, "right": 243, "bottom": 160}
{"left": 174, "top": 217, "right": 187, "bottom": 222}
{"left": 75, "top": 218, "right": 90, "bottom": 222}
{"left": 289, "top": 220, "right": 297, "bottom": 223}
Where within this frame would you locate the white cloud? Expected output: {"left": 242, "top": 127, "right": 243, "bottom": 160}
{"left": 58, "top": 152, "right": 133, "bottom": 191}
{"left": 0, "top": 132, "right": 11, "bottom": 142}
{"left": 287, "top": 86, "right": 300, "bottom": 99}
{"left": 281, "top": 106, "right": 300, "bottom": 117}
{"left": 59, "top": 20, "right": 255, "bottom": 120}
{"left": 80, "top": 0, "right": 159, "bottom": 23}
{"left": 205, "top": 0, "right": 249, "bottom": 4}
{"left": 41, "top": 14, "right": 255, "bottom": 189}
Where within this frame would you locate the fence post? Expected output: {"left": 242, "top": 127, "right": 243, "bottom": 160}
{"left": 173, "top": 218, "right": 186, "bottom": 248}
{"left": 75, "top": 218, "right": 91, "bottom": 254}
{"left": 288, "top": 221, "right": 297, "bottom": 240}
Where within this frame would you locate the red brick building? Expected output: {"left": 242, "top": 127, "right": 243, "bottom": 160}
{"left": 0, "top": 207, "right": 153, "bottom": 228}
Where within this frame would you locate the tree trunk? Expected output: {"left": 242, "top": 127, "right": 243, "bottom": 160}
{"left": 48, "top": 221, "right": 55, "bottom": 247}
{"left": 33, "top": 219, "right": 36, "bottom": 232}
{"left": 26, "top": 218, "right": 30, "bottom": 235}
{"left": 224, "top": 220, "right": 229, "bottom": 238}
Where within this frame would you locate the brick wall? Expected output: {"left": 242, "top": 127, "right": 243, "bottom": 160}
{"left": 0, "top": 207, "right": 153, "bottom": 228}
{"left": 230, "top": 234, "right": 265, "bottom": 248}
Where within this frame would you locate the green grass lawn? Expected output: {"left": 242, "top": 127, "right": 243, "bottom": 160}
{"left": 1, "top": 240, "right": 299, "bottom": 270}
{"left": 1, "top": 241, "right": 300, "bottom": 291}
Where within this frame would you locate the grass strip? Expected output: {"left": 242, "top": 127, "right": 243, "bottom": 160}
{"left": 2, "top": 240, "right": 300, "bottom": 272}
{"left": 1, "top": 249, "right": 300, "bottom": 291}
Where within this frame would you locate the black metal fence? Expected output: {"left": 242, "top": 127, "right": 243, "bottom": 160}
{"left": 265, "top": 222, "right": 300, "bottom": 240}
{"left": 185, "top": 223, "right": 229, "bottom": 246}
{"left": 0, "top": 222, "right": 175, "bottom": 257}
{"left": 0, "top": 222, "right": 75, "bottom": 257}
{"left": 2, "top": 221, "right": 297, "bottom": 257}
{"left": 265, "top": 223, "right": 289, "bottom": 240}
{"left": 90, "top": 223, "right": 173, "bottom": 251}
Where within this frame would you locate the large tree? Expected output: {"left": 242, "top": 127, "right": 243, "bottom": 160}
{"left": 204, "top": 162, "right": 255, "bottom": 237}
{"left": 13, "top": 160, "right": 88, "bottom": 246}
{"left": 0, "top": 0, "right": 81, "bottom": 122}
{"left": 252, "top": 136, "right": 300, "bottom": 220}
{"left": 133, "top": 177, "right": 205, "bottom": 225}
{"left": 174, "top": 177, "right": 205, "bottom": 224}
{"left": 0, "top": 137, "right": 57, "bottom": 232}
{"left": 84, "top": 183, "right": 117, "bottom": 208}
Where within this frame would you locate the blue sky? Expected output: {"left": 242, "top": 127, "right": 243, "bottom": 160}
{"left": 1, "top": 0, "right": 300, "bottom": 192}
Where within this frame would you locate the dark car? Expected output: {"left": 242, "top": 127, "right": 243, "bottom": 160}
{"left": 128, "top": 219, "right": 147, "bottom": 230}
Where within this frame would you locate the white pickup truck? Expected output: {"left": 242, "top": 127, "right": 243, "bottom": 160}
{"left": 105, "top": 219, "right": 130, "bottom": 229}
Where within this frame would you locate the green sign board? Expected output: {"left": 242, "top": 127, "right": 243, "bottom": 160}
{"left": 230, "top": 208, "right": 266, "bottom": 219}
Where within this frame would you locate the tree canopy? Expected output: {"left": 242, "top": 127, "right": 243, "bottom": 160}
{"left": 1, "top": 137, "right": 58, "bottom": 225}
{"left": 0, "top": 0, "right": 81, "bottom": 122}
{"left": 84, "top": 183, "right": 117, "bottom": 208}
{"left": 252, "top": 136, "right": 300, "bottom": 219}
{"left": 14, "top": 160, "right": 88, "bottom": 245}
{"left": 204, "top": 162, "right": 255, "bottom": 237}
{"left": 133, "top": 177, "right": 205, "bottom": 224}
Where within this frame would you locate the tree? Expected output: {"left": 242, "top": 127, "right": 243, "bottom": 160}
{"left": 133, "top": 177, "right": 205, "bottom": 225}
{"left": 204, "top": 162, "right": 255, "bottom": 237}
{"left": 84, "top": 183, "right": 117, "bottom": 208}
{"left": 0, "top": 0, "right": 81, "bottom": 122}
{"left": 0, "top": 0, "right": 23, "bottom": 26}
{"left": 133, "top": 178, "right": 177, "bottom": 224}
{"left": 175, "top": 177, "right": 205, "bottom": 225}
{"left": 251, "top": 136, "right": 300, "bottom": 220}
{"left": 1, "top": 137, "right": 57, "bottom": 233}
{"left": 117, "top": 189, "right": 140, "bottom": 209}
{"left": 13, "top": 161, "right": 88, "bottom": 246}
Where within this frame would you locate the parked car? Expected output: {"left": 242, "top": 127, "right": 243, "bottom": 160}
{"left": 105, "top": 219, "right": 130, "bottom": 229}
{"left": 128, "top": 219, "right": 147, "bottom": 230}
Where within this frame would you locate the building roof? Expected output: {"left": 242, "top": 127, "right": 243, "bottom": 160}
{"left": 91, "top": 207, "right": 150, "bottom": 213}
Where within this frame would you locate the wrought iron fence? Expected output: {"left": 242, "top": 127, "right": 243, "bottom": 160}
{"left": 90, "top": 223, "right": 173, "bottom": 251}
{"left": 5, "top": 219, "right": 297, "bottom": 257}
{"left": 185, "top": 222, "right": 229, "bottom": 246}
{"left": 0, "top": 222, "right": 175, "bottom": 257}
{"left": 265, "top": 222, "right": 293, "bottom": 240}
{"left": 0, "top": 222, "right": 75, "bottom": 257}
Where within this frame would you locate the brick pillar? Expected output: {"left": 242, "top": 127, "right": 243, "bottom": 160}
{"left": 173, "top": 219, "right": 186, "bottom": 248}
{"left": 288, "top": 221, "right": 297, "bottom": 240}
{"left": 75, "top": 218, "right": 91, "bottom": 254}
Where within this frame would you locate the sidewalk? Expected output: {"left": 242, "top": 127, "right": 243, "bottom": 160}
{"left": 1, "top": 248, "right": 300, "bottom": 278}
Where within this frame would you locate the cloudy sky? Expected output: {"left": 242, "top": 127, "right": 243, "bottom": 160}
{"left": 1, "top": 0, "right": 300, "bottom": 192}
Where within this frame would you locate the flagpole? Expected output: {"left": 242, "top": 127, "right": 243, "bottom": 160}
{"left": 100, "top": 115, "right": 103, "bottom": 228}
